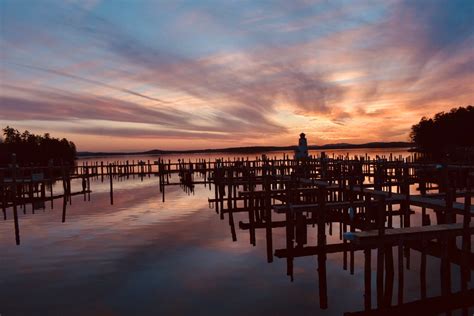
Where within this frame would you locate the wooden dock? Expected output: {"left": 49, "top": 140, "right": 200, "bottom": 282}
{"left": 1, "top": 151, "right": 473, "bottom": 313}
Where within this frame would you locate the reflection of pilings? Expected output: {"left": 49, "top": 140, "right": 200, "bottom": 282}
{"left": 461, "top": 189, "right": 472, "bottom": 292}
{"left": 285, "top": 205, "right": 294, "bottom": 281}
{"left": 264, "top": 172, "right": 273, "bottom": 263}
{"left": 12, "top": 155, "right": 20, "bottom": 245}
{"left": 318, "top": 251, "right": 328, "bottom": 310}
{"left": 62, "top": 190, "right": 67, "bottom": 223}
{"left": 345, "top": 289, "right": 474, "bottom": 316}
{"left": 3, "top": 153, "right": 474, "bottom": 312}
{"left": 384, "top": 245, "right": 394, "bottom": 307}
{"left": 376, "top": 197, "right": 385, "bottom": 308}
{"left": 420, "top": 241, "right": 427, "bottom": 300}
{"left": 205, "top": 154, "right": 473, "bottom": 312}
{"left": 364, "top": 248, "right": 372, "bottom": 311}
{"left": 317, "top": 186, "right": 328, "bottom": 309}
{"left": 398, "top": 241, "right": 404, "bottom": 304}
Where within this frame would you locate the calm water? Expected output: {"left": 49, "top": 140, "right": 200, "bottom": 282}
{"left": 1, "top": 148, "right": 472, "bottom": 315}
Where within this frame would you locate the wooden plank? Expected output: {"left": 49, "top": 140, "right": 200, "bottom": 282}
{"left": 408, "top": 240, "right": 474, "bottom": 270}
{"left": 344, "top": 223, "right": 474, "bottom": 245}
{"left": 273, "top": 198, "right": 403, "bottom": 213}
{"left": 275, "top": 242, "right": 362, "bottom": 258}
{"left": 274, "top": 239, "right": 474, "bottom": 270}
{"left": 349, "top": 185, "right": 474, "bottom": 214}
{"left": 239, "top": 212, "right": 372, "bottom": 230}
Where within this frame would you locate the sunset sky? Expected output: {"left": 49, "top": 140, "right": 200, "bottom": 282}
{"left": 1, "top": 0, "right": 473, "bottom": 152}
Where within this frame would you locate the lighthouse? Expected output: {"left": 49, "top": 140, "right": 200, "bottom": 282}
{"left": 295, "top": 133, "right": 309, "bottom": 159}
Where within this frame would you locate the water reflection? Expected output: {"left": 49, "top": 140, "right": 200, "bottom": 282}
{"left": 1, "top": 149, "right": 473, "bottom": 315}
{"left": 231, "top": 203, "right": 474, "bottom": 314}
{"left": 206, "top": 152, "right": 473, "bottom": 314}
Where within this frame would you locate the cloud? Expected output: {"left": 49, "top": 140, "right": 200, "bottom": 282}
{"left": 0, "top": 94, "right": 187, "bottom": 127}
{"left": 66, "top": 126, "right": 234, "bottom": 140}
{"left": 1, "top": 0, "right": 473, "bottom": 150}
{"left": 8, "top": 62, "right": 171, "bottom": 104}
{"left": 0, "top": 85, "right": 285, "bottom": 136}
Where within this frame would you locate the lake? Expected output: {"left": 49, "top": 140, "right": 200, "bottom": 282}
{"left": 1, "top": 148, "right": 472, "bottom": 315}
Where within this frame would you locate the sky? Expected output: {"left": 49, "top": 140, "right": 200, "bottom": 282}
{"left": 0, "top": 0, "right": 473, "bottom": 152}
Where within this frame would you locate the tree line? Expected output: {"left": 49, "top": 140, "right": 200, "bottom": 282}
{"left": 410, "top": 105, "right": 474, "bottom": 154}
{"left": 0, "top": 126, "right": 77, "bottom": 166}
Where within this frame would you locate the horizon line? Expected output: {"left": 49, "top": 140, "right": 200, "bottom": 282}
{"left": 77, "top": 141, "right": 413, "bottom": 155}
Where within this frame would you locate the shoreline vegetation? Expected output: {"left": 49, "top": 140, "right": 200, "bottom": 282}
{"left": 0, "top": 127, "right": 76, "bottom": 166}
{"left": 409, "top": 105, "right": 474, "bottom": 162}
{"left": 76, "top": 141, "right": 413, "bottom": 158}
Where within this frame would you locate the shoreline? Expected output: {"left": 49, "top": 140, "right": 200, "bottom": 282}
{"left": 77, "top": 142, "right": 413, "bottom": 158}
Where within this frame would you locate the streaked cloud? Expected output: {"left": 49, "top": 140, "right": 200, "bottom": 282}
{"left": 1, "top": 0, "right": 472, "bottom": 151}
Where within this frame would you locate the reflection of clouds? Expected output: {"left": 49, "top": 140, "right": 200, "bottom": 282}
{"left": 0, "top": 152, "right": 470, "bottom": 314}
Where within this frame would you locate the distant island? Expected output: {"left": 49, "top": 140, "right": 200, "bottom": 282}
{"left": 77, "top": 141, "right": 413, "bottom": 158}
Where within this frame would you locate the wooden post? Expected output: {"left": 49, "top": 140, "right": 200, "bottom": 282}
{"left": 264, "top": 173, "right": 273, "bottom": 263}
{"left": 61, "top": 165, "right": 68, "bottom": 223}
{"left": 87, "top": 166, "right": 91, "bottom": 201}
{"left": 213, "top": 169, "right": 219, "bottom": 214}
{"left": 228, "top": 169, "right": 237, "bottom": 242}
{"left": 82, "top": 168, "right": 87, "bottom": 201}
{"left": 249, "top": 169, "right": 256, "bottom": 246}
{"left": 109, "top": 163, "right": 114, "bottom": 205}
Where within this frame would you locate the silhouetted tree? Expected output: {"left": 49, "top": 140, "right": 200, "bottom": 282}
{"left": 0, "top": 126, "right": 77, "bottom": 166}
{"left": 410, "top": 106, "right": 474, "bottom": 154}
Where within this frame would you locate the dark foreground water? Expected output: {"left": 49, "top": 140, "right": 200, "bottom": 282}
{"left": 1, "top": 148, "right": 472, "bottom": 315}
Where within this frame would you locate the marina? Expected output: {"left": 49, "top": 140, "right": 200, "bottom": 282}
{"left": 1, "top": 147, "right": 473, "bottom": 315}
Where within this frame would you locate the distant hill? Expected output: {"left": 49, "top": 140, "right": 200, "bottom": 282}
{"left": 77, "top": 142, "right": 413, "bottom": 157}
{"left": 314, "top": 142, "right": 412, "bottom": 149}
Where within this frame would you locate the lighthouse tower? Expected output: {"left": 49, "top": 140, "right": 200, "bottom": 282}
{"left": 295, "top": 133, "right": 309, "bottom": 159}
